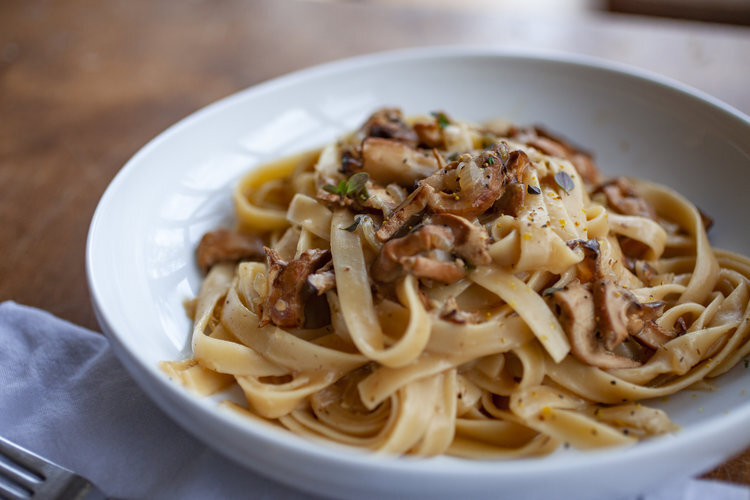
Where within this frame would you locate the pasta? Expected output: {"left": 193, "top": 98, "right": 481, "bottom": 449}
{"left": 161, "top": 108, "right": 750, "bottom": 458}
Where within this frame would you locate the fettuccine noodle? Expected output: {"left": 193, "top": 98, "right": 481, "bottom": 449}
{"left": 161, "top": 109, "right": 750, "bottom": 457}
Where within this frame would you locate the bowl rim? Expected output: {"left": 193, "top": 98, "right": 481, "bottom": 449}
{"left": 86, "top": 45, "right": 750, "bottom": 480}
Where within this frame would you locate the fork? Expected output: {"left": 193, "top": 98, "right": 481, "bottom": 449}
{"left": 0, "top": 435, "right": 107, "bottom": 500}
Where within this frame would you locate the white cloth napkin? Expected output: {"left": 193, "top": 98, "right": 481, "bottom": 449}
{"left": 1, "top": 301, "right": 748, "bottom": 500}
{"left": 0, "top": 301, "right": 319, "bottom": 499}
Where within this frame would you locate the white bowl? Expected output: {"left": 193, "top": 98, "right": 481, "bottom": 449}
{"left": 86, "top": 47, "right": 750, "bottom": 500}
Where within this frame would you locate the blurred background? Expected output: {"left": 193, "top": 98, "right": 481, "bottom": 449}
{"left": 314, "top": 0, "right": 750, "bottom": 25}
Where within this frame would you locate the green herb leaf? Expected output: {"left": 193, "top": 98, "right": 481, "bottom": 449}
{"left": 744, "top": 357, "right": 749, "bottom": 369}
{"left": 431, "top": 111, "right": 450, "bottom": 129}
{"left": 554, "top": 171, "right": 575, "bottom": 194}
{"left": 322, "top": 172, "right": 370, "bottom": 200}
{"left": 346, "top": 172, "right": 369, "bottom": 193}
{"left": 341, "top": 215, "right": 365, "bottom": 232}
{"left": 323, "top": 184, "right": 340, "bottom": 195}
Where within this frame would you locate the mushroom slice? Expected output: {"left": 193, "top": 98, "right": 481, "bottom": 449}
{"left": 339, "top": 147, "right": 363, "bottom": 175}
{"left": 619, "top": 237, "right": 651, "bottom": 260}
{"left": 593, "top": 279, "right": 646, "bottom": 351}
{"left": 567, "top": 238, "right": 601, "bottom": 283}
{"left": 196, "top": 228, "right": 265, "bottom": 274}
{"left": 425, "top": 145, "right": 528, "bottom": 220}
{"left": 375, "top": 145, "right": 530, "bottom": 241}
{"left": 438, "top": 297, "right": 480, "bottom": 324}
{"left": 508, "top": 126, "right": 603, "bottom": 186}
{"left": 427, "top": 213, "right": 491, "bottom": 266}
{"left": 259, "top": 247, "right": 332, "bottom": 328}
{"left": 593, "top": 280, "right": 671, "bottom": 349}
{"left": 632, "top": 322, "right": 674, "bottom": 350}
{"left": 596, "top": 177, "right": 657, "bottom": 220}
{"left": 551, "top": 281, "right": 641, "bottom": 370}
{"left": 307, "top": 260, "right": 336, "bottom": 296}
{"left": 629, "top": 301, "right": 675, "bottom": 349}
{"left": 371, "top": 224, "right": 464, "bottom": 283}
{"left": 406, "top": 254, "right": 465, "bottom": 283}
{"left": 376, "top": 184, "right": 434, "bottom": 242}
{"left": 413, "top": 120, "right": 444, "bottom": 149}
{"left": 359, "top": 184, "right": 400, "bottom": 216}
{"left": 361, "top": 137, "right": 438, "bottom": 186}
{"left": 360, "top": 108, "right": 418, "bottom": 146}
{"left": 492, "top": 182, "right": 526, "bottom": 217}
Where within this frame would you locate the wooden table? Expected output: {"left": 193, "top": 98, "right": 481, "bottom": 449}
{"left": 1, "top": 0, "right": 749, "bottom": 488}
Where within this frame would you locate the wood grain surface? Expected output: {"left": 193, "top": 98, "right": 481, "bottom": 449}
{"left": 1, "top": 0, "right": 748, "bottom": 488}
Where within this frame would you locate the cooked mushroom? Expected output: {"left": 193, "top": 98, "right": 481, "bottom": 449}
{"left": 316, "top": 188, "right": 352, "bottom": 208}
{"left": 567, "top": 238, "right": 601, "bottom": 283}
{"left": 427, "top": 213, "right": 491, "bottom": 266}
{"left": 372, "top": 213, "right": 492, "bottom": 284}
{"left": 593, "top": 279, "right": 644, "bottom": 351}
{"left": 619, "top": 237, "right": 651, "bottom": 260}
{"left": 360, "top": 108, "right": 418, "bottom": 146}
{"left": 375, "top": 146, "right": 531, "bottom": 241}
{"left": 632, "top": 322, "right": 674, "bottom": 349}
{"left": 307, "top": 260, "right": 336, "bottom": 296}
{"left": 509, "top": 126, "right": 603, "bottom": 186}
{"left": 491, "top": 182, "right": 526, "bottom": 217}
{"left": 628, "top": 301, "right": 675, "bottom": 349}
{"left": 438, "top": 297, "right": 480, "bottom": 324}
{"left": 339, "top": 147, "right": 363, "bottom": 175}
{"left": 424, "top": 145, "right": 528, "bottom": 220}
{"left": 413, "top": 120, "right": 444, "bottom": 149}
{"left": 551, "top": 281, "right": 640, "bottom": 369}
{"left": 259, "top": 247, "right": 332, "bottom": 328}
{"left": 375, "top": 184, "right": 435, "bottom": 241}
{"left": 359, "top": 184, "right": 401, "bottom": 216}
{"left": 592, "top": 279, "right": 673, "bottom": 352}
{"left": 632, "top": 260, "right": 658, "bottom": 284}
{"left": 596, "top": 177, "right": 657, "bottom": 220}
{"left": 371, "top": 224, "right": 464, "bottom": 283}
{"left": 196, "top": 228, "right": 265, "bottom": 274}
{"left": 360, "top": 137, "right": 438, "bottom": 186}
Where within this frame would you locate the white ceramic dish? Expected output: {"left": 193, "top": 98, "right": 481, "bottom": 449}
{"left": 87, "top": 47, "right": 750, "bottom": 500}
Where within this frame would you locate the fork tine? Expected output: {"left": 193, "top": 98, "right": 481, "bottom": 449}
{"left": 0, "top": 475, "right": 32, "bottom": 500}
{"left": 0, "top": 437, "right": 44, "bottom": 499}
{"left": 0, "top": 436, "right": 43, "bottom": 478}
{"left": 0, "top": 436, "right": 92, "bottom": 500}
{"left": 0, "top": 479, "right": 30, "bottom": 500}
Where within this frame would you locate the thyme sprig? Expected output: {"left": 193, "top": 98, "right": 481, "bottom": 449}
{"left": 431, "top": 111, "right": 450, "bottom": 129}
{"left": 323, "top": 172, "right": 370, "bottom": 201}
